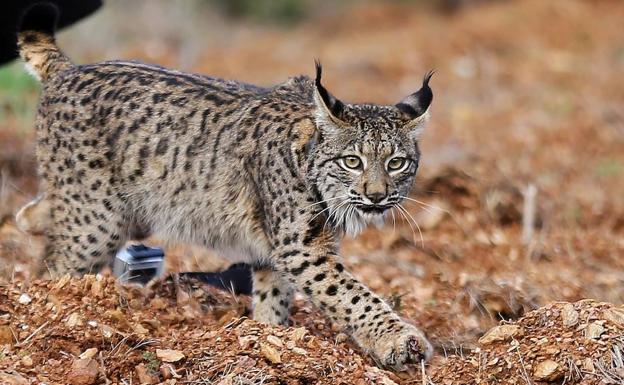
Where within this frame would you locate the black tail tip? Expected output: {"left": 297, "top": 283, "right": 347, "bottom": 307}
{"left": 18, "top": 2, "right": 60, "bottom": 35}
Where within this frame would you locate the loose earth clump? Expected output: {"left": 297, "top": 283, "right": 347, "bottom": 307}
{"left": 1, "top": 276, "right": 622, "bottom": 384}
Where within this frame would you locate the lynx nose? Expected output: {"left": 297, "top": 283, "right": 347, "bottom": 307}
{"left": 364, "top": 181, "right": 387, "bottom": 204}
{"left": 366, "top": 192, "right": 386, "bottom": 204}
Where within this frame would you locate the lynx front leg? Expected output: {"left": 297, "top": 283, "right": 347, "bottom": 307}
{"left": 252, "top": 267, "right": 294, "bottom": 326}
{"left": 273, "top": 245, "right": 432, "bottom": 370}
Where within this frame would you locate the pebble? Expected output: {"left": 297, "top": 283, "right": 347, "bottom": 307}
{"left": 561, "top": 303, "right": 579, "bottom": 327}
{"left": 17, "top": 294, "right": 32, "bottom": 305}
{"left": 79, "top": 348, "right": 98, "bottom": 359}
{"left": 585, "top": 322, "right": 605, "bottom": 339}
{"left": 533, "top": 359, "right": 562, "bottom": 381}
{"left": 135, "top": 363, "right": 158, "bottom": 384}
{"left": 0, "top": 325, "right": 13, "bottom": 345}
{"left": 260, "top": 342, "right": 282, "bottom": 364}
{"left": 156, "top": 349, "right": 186, "bottom": 363}
{"left": 68, "top": 358, "right": 99, "bottom": 385}
{"left": 267, "top": 335, "right": 284, "bottom": 348}
{"left": 478, "top": 324, "right": 522, "bottom": 344}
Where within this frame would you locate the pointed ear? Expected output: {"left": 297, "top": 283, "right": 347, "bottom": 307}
{"left": 396, "top": 71, "right": 434, "bottom": 138}
{"left": 313, "top": 60, "right": 347, "bottom": 131}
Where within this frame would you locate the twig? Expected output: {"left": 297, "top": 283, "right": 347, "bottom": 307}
{"left": 16, "top": 321, "right": 49, "bottom": 347}
{"left": 512, "top": 339, "right": 534, "bottom": 385}
{"left": 522, "top": 184, "right": 537, "bottom": 245}
{"left": 98, "top": 352, "right": 112, "bottom": 385}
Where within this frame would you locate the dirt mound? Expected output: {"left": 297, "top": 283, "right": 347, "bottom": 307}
{"left": 1, "top": 276, "right": 622, "bottom": 384}
{"left": 432, "top": 300, "right": 624, "bottom": 385}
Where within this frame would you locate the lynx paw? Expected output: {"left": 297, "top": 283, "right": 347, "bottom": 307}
{"left": 373, "top": 324, "right": 433, "bottom": 371}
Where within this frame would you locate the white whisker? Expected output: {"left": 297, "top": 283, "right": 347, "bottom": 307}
{"left": 308, "top": 204, "right": 334, "bottom": 224}
{"left": 390, "top": 207, "right": 396, "bottom": 233}
{"left": 301, "top": 195, "right": 349, "bottom": 211}
{"left": 399, "top": 195, "right": 451, "bottom": 215}
{"left": 323, "top": 199, "right": 350, "bottom": 232}
{"left": 396, "top": 203, "right": 424, "bottom": 248}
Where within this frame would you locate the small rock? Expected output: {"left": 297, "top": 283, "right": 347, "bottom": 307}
{"left": 0, "top": 371, "right": 29, "bottom": 385}
{"left": 292, "top": 347, "right": 307, "bottom": 355}
{"left": 585, "top": 322, "right": 605, "bottom": 339}
{"left": 150, "top": 297, "right": 169, "bottom": 310}
{"left": 0, "top": 326, "right": 14, "bottom": 345}
{"left": 289, "top": 327, "right": 307, "bottom": 342}
{"left": 66, "top": 313, "right": 83, "bottom": 327}
{"left": 604, "top": 307, "right": 624, "bottom": 327}
{"left": 176, "top": 289, "right": 190, "bottom": 305}
{"left": 238, "top": 335, "right": 257, "bottom": 349}
{"left": 478, "top": 324, "right": 522, "bottom": 345}
{"left": 101, "top": 325, "right": 115, "bottom": 339}
{"left": 136, "top": 363, "right": 158, "bottom": 384}
{"left": 134, "top": 323, "right": 149, "bottom": 336}
{"left": 266, "top": 335, "right": 284, "bottom": 348}
{"left": 561, "top": 303, "right": 579, "bottom": 327}
{"left": 156, "top": 349, "right": 185, "bottom": 363}
{"left": 582, "top": 358, "right": 595, "bottom": 373}
{"left": 335, "top": 333, "right": 349, "bottom": 343}
{"left": 90, "top": 280, "right": 105, "bottom": 298}
{"left": 533, "top": 359, "right": 562, "bottom": 381}
{"left": 160, "top": 363, "right": 182, "bottom": 379}
{"left": 80, "top": 348, "right": 98, "bottom": 359}
{"left": 17, "top": 294, "right": 31, "bottom": 305}
{"left": 20, "top": 355, "right": 33, "bottom": 367}
{"left": 260, "top": 342, "right": 282, "bottom": 364}
{"left": 52, "top": 274, "right": 72, "bottom": 290}
{"left": 68, "top": 358, "right": 99, "bottom": 385}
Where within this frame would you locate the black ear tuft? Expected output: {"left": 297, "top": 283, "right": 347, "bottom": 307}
{"left": 396, "top": 70, "right": 434, "bottom": 119}
{"left": 313, "top": 60, "right": 345, "bottom": 118}
{"left": 18, "top": 2, "right": 60, "bottom": 35}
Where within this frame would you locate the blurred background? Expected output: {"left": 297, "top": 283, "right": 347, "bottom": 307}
{"left": 1, "top": 0, "right": 623, "bottom": 348}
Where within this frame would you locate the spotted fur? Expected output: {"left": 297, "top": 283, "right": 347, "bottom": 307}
{"left": 17, "top": 3, "right": 434, "bottom": 370}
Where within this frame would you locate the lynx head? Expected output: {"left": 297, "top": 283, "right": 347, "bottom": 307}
{"left": 307, "top": 62, "right": 433, "bottom": 236}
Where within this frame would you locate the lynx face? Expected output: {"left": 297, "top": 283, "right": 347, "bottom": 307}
{"left": 307, "top": 66, "right": 433, "bottom": 236}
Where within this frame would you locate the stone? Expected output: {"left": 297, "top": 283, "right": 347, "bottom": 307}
{"left": 156, "top": 349, "right": 185, "bottom": 363}
{"left": 478, "top": 325, "right": 522, "bottom": 345}
{"left": 68, "top": 358, "right": 99, "bottom": 385}
{"left": 561, "top": 303, "right": 579, "bottom": 327}
{"left": 17, "top": 294, "right": 31, "bottom": 305}
{"left": 0, "top": 326, "right": 14, "bottom": 345}
{"left": 585, "top": 322, "right": 605, "bottom": 339}
{"left": 260, "top": 342, "right": 282, "bottom": 364}
{"left": 533, "top": 359, "right": 562, "bottom": 382}
{"left": 604, "top": 307, "right": 624, "bottom": 327}
{"left": 136, "top": 363, "right": 158, "bottom": 384}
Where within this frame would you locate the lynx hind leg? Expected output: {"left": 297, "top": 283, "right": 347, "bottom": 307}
{"left": 252, "top": 267, "right": 294, "bottom": 326}
{"left": 16, "top": 195, "right": 51, "bottom": 235}
{"left": 40, "top": 195, "right": 129, "bottom": 277}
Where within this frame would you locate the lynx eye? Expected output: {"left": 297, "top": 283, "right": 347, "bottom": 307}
{"left": 341, "top": 156, "right": 362, "bottom": 171}
{"left": 387, "top": 157, "right": 408, "bottom": 172}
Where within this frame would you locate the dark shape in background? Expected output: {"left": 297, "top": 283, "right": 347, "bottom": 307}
{"left": 0, "top": 0, "right": 102, "bottom": 65}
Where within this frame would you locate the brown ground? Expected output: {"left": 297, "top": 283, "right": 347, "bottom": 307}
{"left": 1, "top": 0, "right": 623, "bottom": 384}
